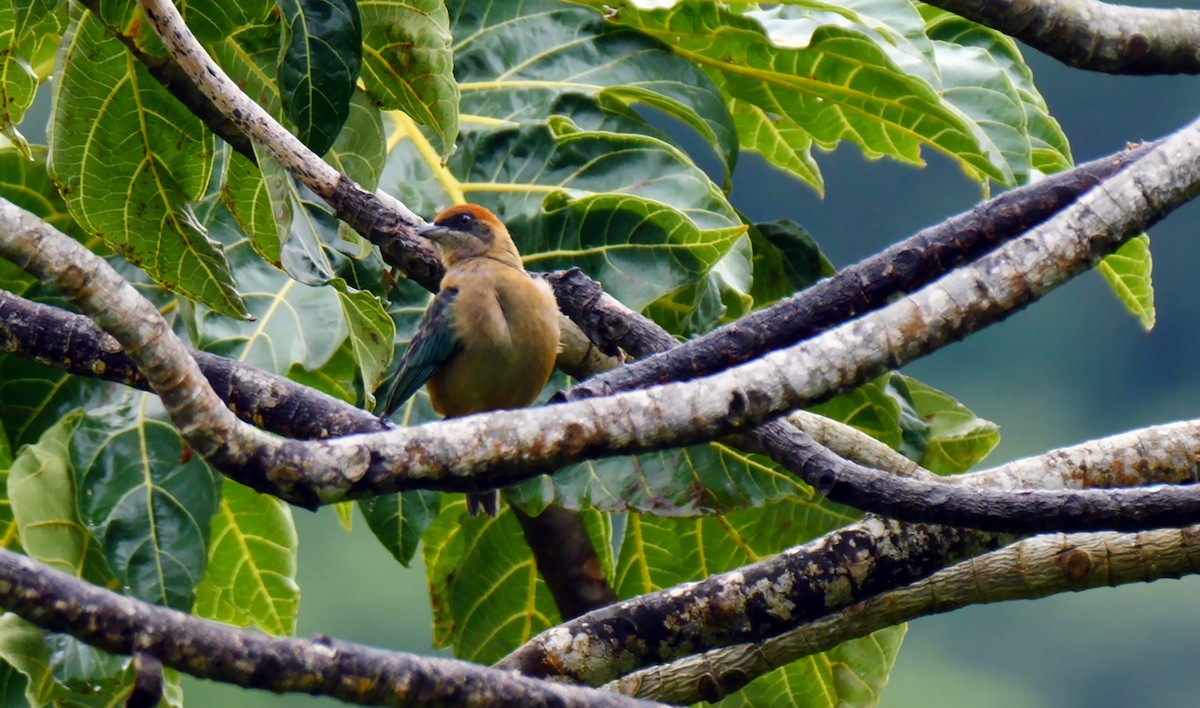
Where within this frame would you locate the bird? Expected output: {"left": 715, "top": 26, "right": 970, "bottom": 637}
{"left": 375, "top": 204, "right": 561, "bottom": 516}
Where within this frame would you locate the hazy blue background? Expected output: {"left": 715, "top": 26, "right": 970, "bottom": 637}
{"left": 17, "top": 3, "right": 1200, "bottom": 705}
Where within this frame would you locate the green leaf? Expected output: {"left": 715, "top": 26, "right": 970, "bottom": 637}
{"left": 425, "top": 501, "right": 561, "bottom": 663}
{"left": 360, "top": 0, "right": 458, "bottom": 157}
{"left": 450, "top": 0, "right": 736, "bottom": 182}
{"left": 921, "top": 6, "right": 1072, "bottom": 177}
{"left": 194, "top": 479, "right": 300, "bottom": 635}
{"left": 0, "top": 614, "right": 55, "bottom": 706}
{"left": 197, "top": 207, "right": 391, "bottom": 396}
{"left": 0, "top": 353, "right": 110, "bottom": 451}
{"left": 278, "top": 0, "right": 362, "bottom": 156}
{"left": 1097, "top": 234, "right": 1155, "bottom": 331}
{"left": 50, "top": 12, "right": 245, "bottom": 318}
{"left": 326, "top": 89, "right": 388, "bottom": 192}
{"left": 190, "top": 229, "right": 349, "bottom": 374}
{"left": 510, "top": 439, "right": 811, "bottom": 516}
{"left": 748, "top": 219, "right": 835, "bottom": 307}
{"left": 0, "top": 146, "right": 77, "bottom": 237}
{"left": 44, "top": 633, "right": 125, "bottom": 696}
{"left": 888, "top": 374, "right": 999, "bottom": 475}
{"left": 0, "top": 0, "right": 65, "bottom": 156}
{"left": 590, "top": 1, "right": 1008, "bottom": 185}
{"left": 179, "top": 0, "right": 275, "bottom": 44}
{"left": 332, "top": 501, "right": 355, "bottom": 531}
{"left": 614, "top": 499, "right": 859, "bottom": 598}
{"left": 728, "top": 98, "right": 823, "bottom": 192}
{"left": 716, "top": 626, "right": 907, "bottom": 708}
{"left": 387, "top": 112, "right": 748, "bottom": 333}
{"left": 359, "top": 489, "right": 440, "bottom": 567}
{"left": 71, "top": 392, "right": 221, "bottom": 611}
{"left": 7, "top": 410, "right": 113, "bottom": 583}
{"left": 810, "top": 377, "right": 905, "bottom": 452}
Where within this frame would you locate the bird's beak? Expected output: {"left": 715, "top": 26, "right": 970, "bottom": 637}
{"left": 418, "top": 223, "right": 451, "bottom": 243}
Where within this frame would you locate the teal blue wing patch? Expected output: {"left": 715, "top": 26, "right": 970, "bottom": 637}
{"left": 376, "top": 288, "right": 461, "bottom": 420}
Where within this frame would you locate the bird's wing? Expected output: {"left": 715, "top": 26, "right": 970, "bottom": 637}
{"left": 375, "top": 288, "right": 461, "bottom": 420}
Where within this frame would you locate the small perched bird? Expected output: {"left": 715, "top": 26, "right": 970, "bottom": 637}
{"left": 375, "top": 204, "right": 561, "bottom": 516}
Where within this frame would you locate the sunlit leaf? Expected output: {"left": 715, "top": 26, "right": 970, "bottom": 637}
{"left": 1097, "top": 234, "right": 1155, "bottom": 331}
{"left": 450, "top": 0, "right": 736, "bottom": 181}
{"left": 194, "top": 479, "right": 300, "bottom": 635}
{"left": 588, "top": 1, "right": 1008, "bottom": 185}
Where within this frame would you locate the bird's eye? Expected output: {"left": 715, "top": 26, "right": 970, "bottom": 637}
{"left": 455, "top": 212, "right": 475, "bottom": 228}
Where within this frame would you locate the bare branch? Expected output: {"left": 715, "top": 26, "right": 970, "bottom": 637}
{"left": 0, "top": 549, "right": 660, "bottom": 707}
{"left": 609, "top": 525, "right": 1200, "bottom": 703}
{"left": 926, "top": 0, "right": 1200, "bottom": 75}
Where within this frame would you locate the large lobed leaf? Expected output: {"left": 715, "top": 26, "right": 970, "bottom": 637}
{"left": 70, "top": 392, "right": 221, "bottom": 612}
{"left": 49, "top": 11, "right": 245, "bottom": 318}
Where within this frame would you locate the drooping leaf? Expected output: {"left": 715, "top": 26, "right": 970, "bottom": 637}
{"left": 71, "top": 392, "right": 221, "bottom": 611}
{"left": 278, "top": 0, "right": 363, "bottom": 156}
{"left": 1097, "top": 234, "right": 1155, "bottom": 331}
{"left": 360, "top": 0, "right": 458, "bottom": 157}
{"left": 887, "top": 374, "right": 1000, "bottom": 474}
{"left": 49, "top": 11, "right": 245, "bottom": 317}
{"left": 748, "top": 219, "right": 835, "bottom": 307}
{"left": 7, "top": 410, "right": 113, "bottom": 583}
{"left": 359, "top": 488, "right": 440, "bottom": 567}
{"left": 210, "top": 175, "right": 393, "bottom": 393}
{"left": 194, "top": 479, "right": 300, "bottom": 635}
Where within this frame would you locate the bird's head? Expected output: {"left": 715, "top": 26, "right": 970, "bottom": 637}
{"left": 419, "top": 204, "right": 521, "bottom": 268}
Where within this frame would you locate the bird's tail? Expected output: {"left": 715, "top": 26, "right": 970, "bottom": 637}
{"left": 467, "top": 490, "right": 500, "bottom": 517}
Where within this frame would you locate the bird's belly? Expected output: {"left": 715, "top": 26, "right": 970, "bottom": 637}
{"left": 427, "top": 342, "right": 554, "bottom": 416}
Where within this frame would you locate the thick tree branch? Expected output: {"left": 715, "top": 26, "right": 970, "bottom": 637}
{"left": 499, "top": 419, "right": 1200, "bottom": 685}
{"left": 0, "top": 549, "right": 659, "bottom": 707}
{"left": 0, "top": 292, "right": 618, "bottom": 621}
{"left": 926, "top": 0, "right": 1200, "bottom": 75}
{"left": 6, "top": 119, "right": 1200, "bottom": 524}
{"left": 609, "top": 525, "right": 1200, "bottom": 703}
